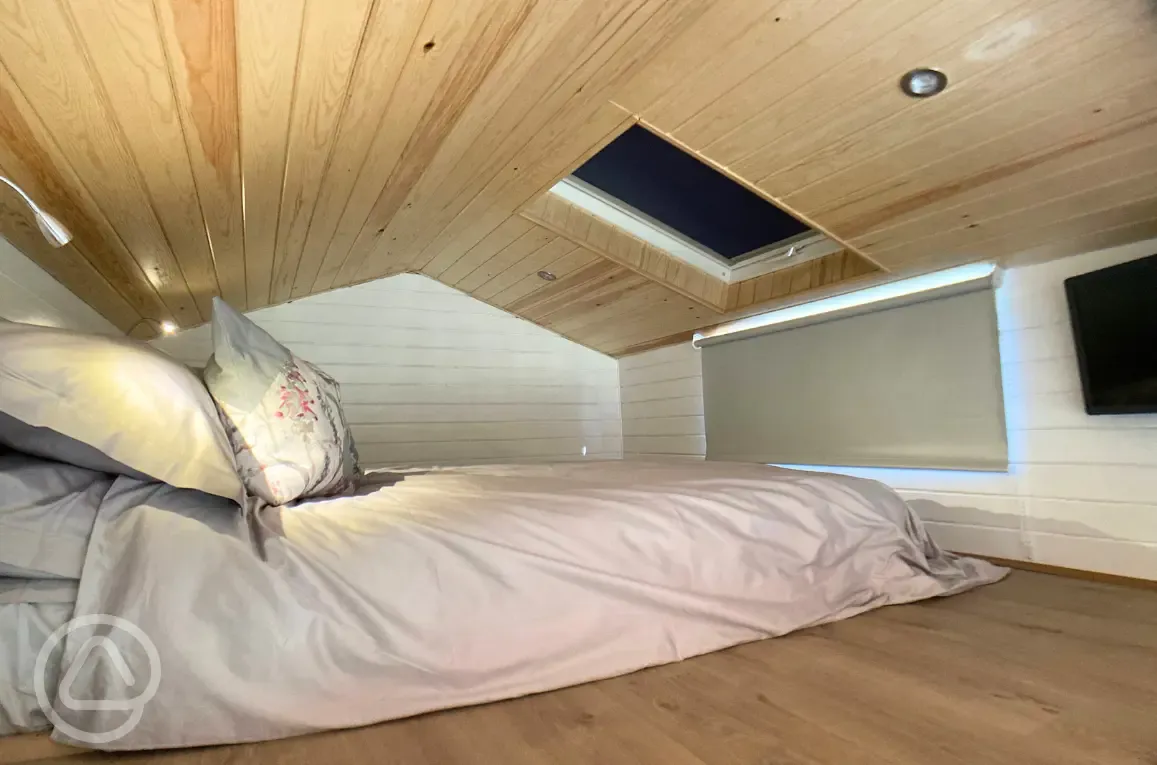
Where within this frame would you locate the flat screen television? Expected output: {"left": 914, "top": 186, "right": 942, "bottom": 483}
{"left": 1064, "top": 253, "right": 1157, "bottom": 415}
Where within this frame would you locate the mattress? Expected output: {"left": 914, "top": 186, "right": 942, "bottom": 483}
{"left": 24, "top": 460, "right": 1004, "bottom": 750}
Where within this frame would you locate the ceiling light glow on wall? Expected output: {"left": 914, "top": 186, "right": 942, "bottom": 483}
{"left": 693, "top": 262, "right": 997, "bottom": 347}
{"left": 900, "top": 68, "right": 948, "bottom": 98}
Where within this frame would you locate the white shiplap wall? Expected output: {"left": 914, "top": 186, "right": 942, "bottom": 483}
{"left": 0, "top": 236, "right": 119, "bottom": 334}
{"left": 620, "top": 343, "right": 706, "bottom": 459}
{"left": 153, "top": 273, "right": 622, "bottom": 468}
{"left": 619, "top": 239, "right": 1157, "bottom": 579}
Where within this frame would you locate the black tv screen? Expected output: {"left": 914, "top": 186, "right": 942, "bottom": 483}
{"left": 1065, "top": 253, "right": 1157, "bottom": 415}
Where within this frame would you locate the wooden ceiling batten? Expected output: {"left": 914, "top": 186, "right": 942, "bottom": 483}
{"left": 0, "top": 0, "right": 1151, "bottom": 356}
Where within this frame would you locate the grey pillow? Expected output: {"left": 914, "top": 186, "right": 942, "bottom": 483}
{"left": 0, "top": 320, "right": 244, "bottom": 504}
{"left": 204, "top": 298, "right": 360, "bottom": 505}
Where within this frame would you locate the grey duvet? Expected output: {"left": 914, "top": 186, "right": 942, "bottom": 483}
{"left": 41, "top": 460, "right": 1004, "bottom": 749}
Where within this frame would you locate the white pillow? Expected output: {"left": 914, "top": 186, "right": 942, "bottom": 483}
{"left": 204, "top": 299, "right": 360, "bottom": 505}
{"left": 0, "top": 321, "right": 244, "bottom": 504}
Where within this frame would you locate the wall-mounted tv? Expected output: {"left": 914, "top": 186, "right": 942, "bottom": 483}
{"left": 1064, "top": 253, "right": 1157, "bottom": 415}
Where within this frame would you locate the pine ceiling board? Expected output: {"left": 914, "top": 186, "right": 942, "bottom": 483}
{"left": 472, "top": 238, "right": 579, "bottom": 302}
{"left": 235, "top": 0, "right": 306, "bottom": 310}
{"left": 617, "top": 0, "right": 861, "bottom": 131}
{"left": 611, "top": 329, "right": 699, "bottom": 358}
{"left": 446, "top": 226, "right": 556, "bottom": 292}
{"left": 1004, "top": 217, "right": 1157, "bottom": 269}
{"left": 548, "top": 291, "right": 696, "bottom": 353}
{"left": 874, "top": 171, "right": 1157, "bottom": 269}
{"left": 0, "top": 0, "right": 200, "bottom": 325}
{"left": 504, "top": 258, "right": 622, "bottom": 317}
{"left": 863, "top": 138, "right": 1157, "bottom": 260}
{"left": 5, "top": 0, "right": 1156, "bottom": 341}
{"left": 351, "top": 0, "right": 662, "bottom": 281}
{"left": 153, "top": 0, "right": 247, "bottom": 311}
{"left": 577, "top": 293, "right": 715, "bottom": 353}
{"left": 531, "top": 269, "right": 655, "bottom": 329}
{"left": 517, "top": 264, "right": 642, "bottom": 325}
{"left": 609, "top": 0, "right": 790, "bottom": 116}
{"left": 521, "top": 193, "right": 727, "bottom": 311}
{"left": 305, "top": 0, "right": 558, "bottom": 294}
{"left": 487, "top": 243, "right": 600, "bottom": 308}
{"left": 292, "top": 0, "right": 432, "bottom": 296}
{"left": 0, "top": 197, "right": 141, "bottom": 333}
{"left": 756, "top": 0, "right": 1118, "bottom": 198}
{"left": 812, "top": 73, "right": 1157, "bottom": 238}
{"left": 889, "top": 194, "right": 1157, "bottom": 277}
{"left": 459, "top": 234, "right": 575, "bottom": 297}
{"left": 268, "top": 0, "right": 376, "bottom": 306}
{"left": 850, "top": 118, "right": 1157, "bottom": 251}
{"left": 691, "top": 0, "right": 1033, "bottom": 173}
{"left": 545, "top": 281, "right": 677, "bottom": 336}
{"left": 70, "top": 0, "right": 220, "bottom": 322}
{"left": 376, "top": 0, "right": 710, "bottom": 282}
{"left": 776, "top": 5, "right": 1157, "bottom": 223}
{"left": 422, "top": 215, "right": 533, "bottom": 281}
{"left": 330, "top": 0, "right": 537, "bottom": 288}
{"left": 0, "top": 73, "right": 164, "bottom": 328}
{"left": 669, "top": 0, "right": 944, "bottom": 153}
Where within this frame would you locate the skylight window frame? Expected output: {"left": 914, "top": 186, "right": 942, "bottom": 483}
{"left": 549, "top": 176, "right": 838, "bottom": 284}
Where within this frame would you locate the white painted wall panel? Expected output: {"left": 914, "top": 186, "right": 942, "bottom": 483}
{"left": 0, "top": 236, "right": 119, "bottom": 334}
{"left": 153, "top": 273, "right": 621, "bottom": 468}
{"left": 619, "top": 238, "right": 1157, "bottom": 579}
{"left": 619, "top": 342, "right": 706, "bottom": 459}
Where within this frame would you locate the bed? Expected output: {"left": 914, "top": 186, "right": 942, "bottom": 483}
{"left": 0, "top": 309, "right": 1005, "bottom": 751}
{"left": 3, "top": 459, "right": 1005, "bottom": 750}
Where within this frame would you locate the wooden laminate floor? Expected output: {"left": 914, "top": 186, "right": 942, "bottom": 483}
{"left": 5, "top": 571, "right": 1157, "bottom": 765}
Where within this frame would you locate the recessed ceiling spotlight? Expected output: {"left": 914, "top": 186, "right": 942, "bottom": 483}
{"left": 900, "top": 68, "right": 947, "bottom": 98}
{"left": 537, "top": 270, "right": 557, "bottom": 281}
{"left": 160, "top": 320, "right": 177, "bottom": 335}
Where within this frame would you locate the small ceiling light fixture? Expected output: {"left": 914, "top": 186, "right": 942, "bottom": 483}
{"left": 0, "top": 175, "right": 73, "bottom": 247}
{"left": 899, "top": 68, "right": 948, "bottom": 98}
{"left": 160, "top": 321, "right": 178, "bottom": 335}
{"left": 537, "top": 270, "right": 557, "bottom": 281}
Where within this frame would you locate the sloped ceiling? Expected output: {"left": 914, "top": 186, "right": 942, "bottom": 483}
{"left": 0, "top": 0, "right": 1155, "bottom": 354}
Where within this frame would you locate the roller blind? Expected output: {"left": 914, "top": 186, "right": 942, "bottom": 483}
{"left": 701, "top": 286, "right": 1007, "bottom": 471}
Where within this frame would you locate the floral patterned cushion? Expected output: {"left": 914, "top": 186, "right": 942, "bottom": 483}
{"left": 203, "top": 299, "right": 360, "bottom": 505}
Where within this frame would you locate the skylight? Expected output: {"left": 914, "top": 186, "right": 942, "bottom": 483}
{"left": 550, "top": 126, "right": 841, "bottom": 283}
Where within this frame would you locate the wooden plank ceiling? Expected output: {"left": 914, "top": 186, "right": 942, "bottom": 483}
{"left": 0, "top": 0, "right": 1154, "bottom": 355}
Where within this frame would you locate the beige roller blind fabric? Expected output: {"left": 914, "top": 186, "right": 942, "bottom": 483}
{"left": 701, "top": 287, "right": 1007, "bottom": 471}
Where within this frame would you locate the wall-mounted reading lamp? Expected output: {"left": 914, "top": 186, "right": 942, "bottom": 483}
{"left": 0, "top": 175, "right": 73, "bottom": 247}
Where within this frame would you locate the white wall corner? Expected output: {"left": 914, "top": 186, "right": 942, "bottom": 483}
{"left": 0, "top": 235, "right": 120, "bottom": 335}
